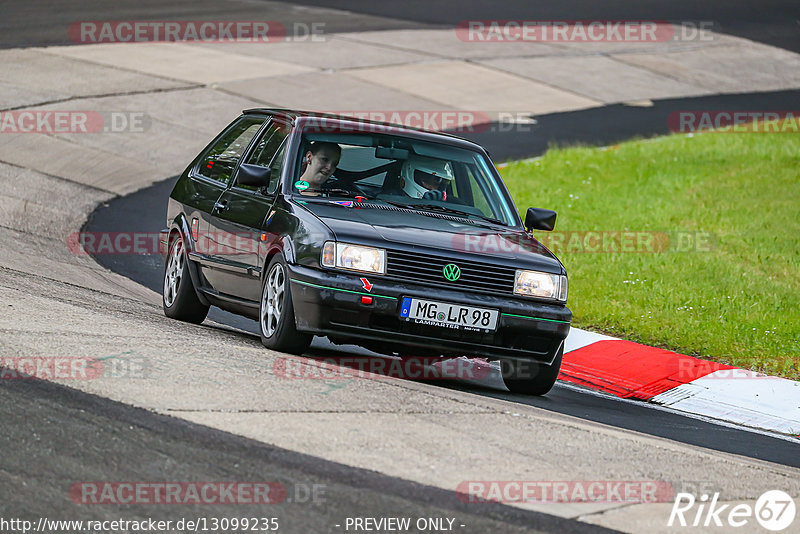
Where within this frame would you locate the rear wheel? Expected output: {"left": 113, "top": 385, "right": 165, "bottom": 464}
{"left": 162, "top": 233, "right": 209, "bottom": 324}
{"left": 259, "top": 254, "right": 311, "bottom": 355}
{"left": 501, "top": 345, "right": 563, "bottom": 395}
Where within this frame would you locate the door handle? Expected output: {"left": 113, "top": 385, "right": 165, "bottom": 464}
{"left": 214, "top": 201, "right": 228, "bottom": 212}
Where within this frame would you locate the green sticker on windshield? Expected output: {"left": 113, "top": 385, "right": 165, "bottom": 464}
{"left": 295, "top": 180, "right": 310, "bottom": 191}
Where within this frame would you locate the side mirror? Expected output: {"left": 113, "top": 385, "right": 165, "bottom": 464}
{"left": 524, "top": 207, "right": 557, "bottom": 231}
{"left": 236, "top": 163, "right": 272, "bottom": 188}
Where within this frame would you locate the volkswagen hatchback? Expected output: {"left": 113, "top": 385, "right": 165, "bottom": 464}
{"left": 161, "top": 109, "right": 571, "bottom": 394}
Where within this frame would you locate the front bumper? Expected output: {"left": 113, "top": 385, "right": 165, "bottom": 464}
{"left": 288, "top": 264, "right": 571, "bottom": 365}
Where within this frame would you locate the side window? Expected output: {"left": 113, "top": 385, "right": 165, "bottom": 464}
{"left": 237, "top": 121, "right": 290, "bottom": 192}
{"left": 197, "top": 117, "right": 264, "bottom": 186}
{"left": 266, "top": 140, "right": 288, "bottom": 195}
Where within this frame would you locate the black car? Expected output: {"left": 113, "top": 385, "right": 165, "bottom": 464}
{"left": 161, "top": 109, "right": 571, "bottom": 394}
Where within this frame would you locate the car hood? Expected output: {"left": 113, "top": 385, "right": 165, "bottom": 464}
{"left": 300, "top": 200, "right": 564, "bottom": 273}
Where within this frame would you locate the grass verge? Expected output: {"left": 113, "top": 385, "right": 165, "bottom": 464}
{"left": 500, "top": 127, "right": 800, "bottom": 379}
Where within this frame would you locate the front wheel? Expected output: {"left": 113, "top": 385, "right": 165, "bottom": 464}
{"left": 259, "top": 254, "right": 311, "bottom": 355}
{"left": 162, "top": 233, "right": 209, "bottom": 324}
{"left": 501, "top": 344, "right": 563, "bottom": 396}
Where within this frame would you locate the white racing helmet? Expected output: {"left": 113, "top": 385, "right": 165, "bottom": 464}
{"left": 400, "top": 156, "right": 454, "bottom": 199}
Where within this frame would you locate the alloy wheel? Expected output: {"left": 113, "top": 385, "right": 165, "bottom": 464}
{"left": 163, "top": 237, "right": 184, "bottom": 307}
{"left": 261, "top": 263, "right": 285, "bottom": 337}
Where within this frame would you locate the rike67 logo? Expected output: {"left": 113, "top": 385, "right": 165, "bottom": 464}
{"left": 669, "top": 490, "right": 796, "bottom": 531}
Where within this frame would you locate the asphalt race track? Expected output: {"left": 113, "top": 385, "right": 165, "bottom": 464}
{"left": 272, "top": 0, "right": 800, "bottom": 53}
{"left": 1, "top": 375, "right": 611, "bottom": 533}
{"left": 85, "top": 153, "right": 800, "bottom": 471}
{"left": 6, "top": 0, "right": 797, "bottom": 53}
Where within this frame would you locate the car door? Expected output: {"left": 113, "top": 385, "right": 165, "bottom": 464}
{"left": 189, "top": 115, "right": 265, "bottom": 296}
{"left": 207, "top": 118, "right": 291, "bottom": 301}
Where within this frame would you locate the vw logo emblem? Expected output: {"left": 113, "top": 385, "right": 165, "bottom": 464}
{"left": 443, "top": 263, "right": 461, "bottom": 282}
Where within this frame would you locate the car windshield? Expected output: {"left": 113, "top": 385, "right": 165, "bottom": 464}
{"left": 292, "top": 132, "right": 517, "bottom": 226}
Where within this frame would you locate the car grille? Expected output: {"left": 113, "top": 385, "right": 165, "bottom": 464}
{"left": 385, "top": 249, "right": 516, "bottom": 294}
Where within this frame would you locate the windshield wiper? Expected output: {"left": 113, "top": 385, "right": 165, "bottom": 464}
{"left": 381, "top": 200, "right": 505, "bottom": 226}
{"left": 413, "top": 204, "right": 506, "bottom": 226}
{"left": 301, "top": 188, "right": 365, "bottom": 199}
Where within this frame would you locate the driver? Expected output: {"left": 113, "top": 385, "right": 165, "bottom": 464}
{"left": 298, "top": 141, "right": 341, "bottom": 192}
{"left": 400, "top": 156, "right": 454, "bottom": 201}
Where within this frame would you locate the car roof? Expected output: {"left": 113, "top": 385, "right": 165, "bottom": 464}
{"left": 242, "top": 108, "right": 488, "bottom": 153}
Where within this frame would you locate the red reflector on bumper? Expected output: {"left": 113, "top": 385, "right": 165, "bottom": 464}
{"left": 361, "top": 296, "right": 373, "bottom": 305}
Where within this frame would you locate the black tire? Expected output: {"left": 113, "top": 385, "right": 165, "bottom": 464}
{"left": 501, "top": 344, "right": 563, "bottom": 395}
{"left": 162, "top": 232, "right": 209, "bottom": 324}
{"left": 258, "top": 254, "right": 311, "bottom": 355}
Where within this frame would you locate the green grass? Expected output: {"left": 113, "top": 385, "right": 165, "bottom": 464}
{"left": 499, "top": 127, "right": 800, "bottom": 379}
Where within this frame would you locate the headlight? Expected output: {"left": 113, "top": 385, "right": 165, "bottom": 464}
{"left": 321, "top": 242, "right": 386, "bottom": 275}
{"left": 514, "top": 270, "right": 568, "bottom": 302}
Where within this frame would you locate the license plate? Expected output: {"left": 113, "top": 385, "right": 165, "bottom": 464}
{"left": 399, "top": 297, "right": 499, "bottom": 332}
